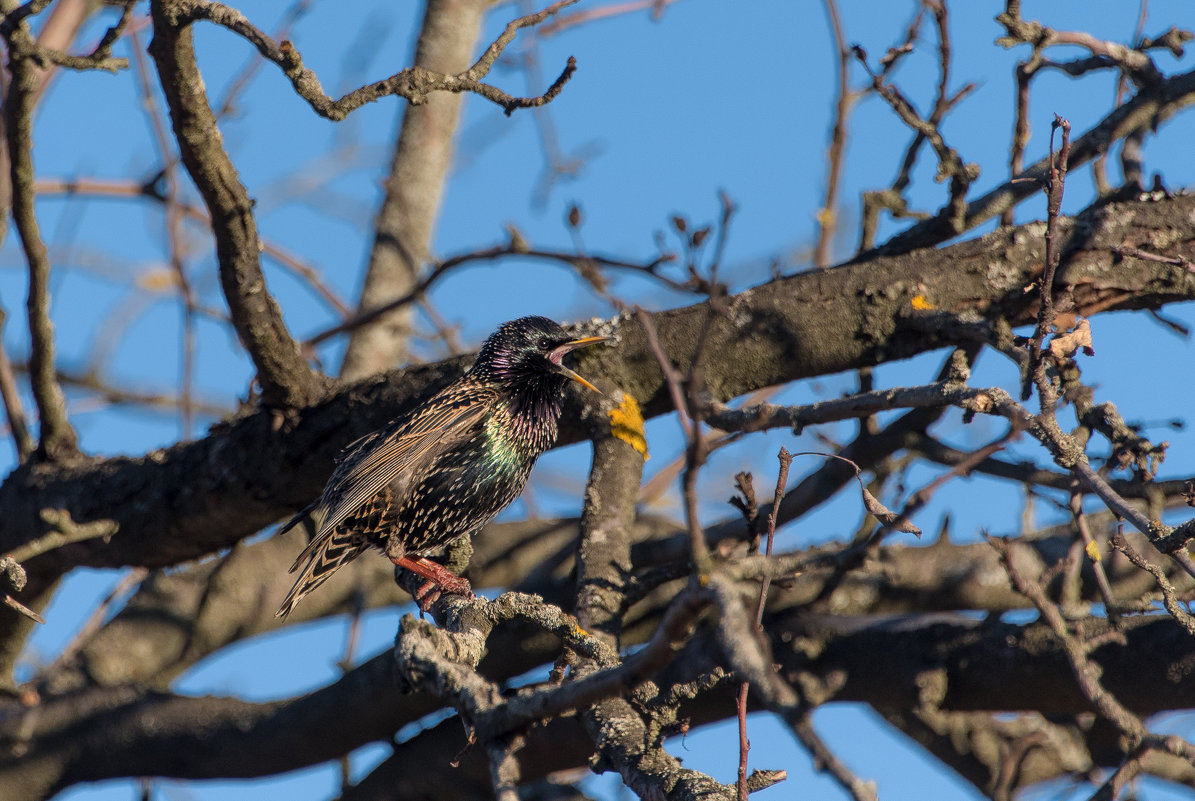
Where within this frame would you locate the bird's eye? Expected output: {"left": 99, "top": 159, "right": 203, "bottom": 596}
{"left": 537, "top": 337, "right": 552, "bottom": 351}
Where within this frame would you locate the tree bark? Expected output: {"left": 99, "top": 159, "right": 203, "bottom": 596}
{"left": 3, "top": 194, "right": 1193, "bottom": 592}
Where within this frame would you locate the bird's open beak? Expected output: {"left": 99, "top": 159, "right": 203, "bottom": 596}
{"left": 549, "top": 335, "right": 613, "bottom": 394}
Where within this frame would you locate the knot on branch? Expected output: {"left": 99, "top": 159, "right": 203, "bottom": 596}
{"left": 1, "top": 557, "right": 42, "bottom": 624}
{"left": 746, "top": 769, "right": 788, "bottom": 793}
{"left": 393, "top": 613, "right": 491, "bottom": 697}
{"left": 0, "top": 558, "right": 25, "bottom": 594}
{"left": 391, "top": 591, "right": 618, "bottom": 721}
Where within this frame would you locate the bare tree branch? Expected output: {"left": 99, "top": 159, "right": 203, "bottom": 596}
{"left": 877, "top": 65, "right": 1195, "bottom": 254}
{"left": 7, "top": 5, "right": 1195, "bottom": 798}
{"left": 0, "top": 307, "right": 33, "bottom": 461}
{"left": 167, "top": 0, "right": 579, "bottom": 121}
{"left": 1, "top": 0, "right": 82, "bottom": 461}
{"left": 148, "top": 0, "right": 327, "bottom": 409}
{"left": 10, "top": 601, "right": 1189, "bottom": 799}
{"left": 3, "top": 194, "right": 1194, "bottom": 599}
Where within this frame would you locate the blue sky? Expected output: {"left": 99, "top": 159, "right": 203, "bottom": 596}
{"left": 5, "top": 1, "right": 1195, "bottom": 799}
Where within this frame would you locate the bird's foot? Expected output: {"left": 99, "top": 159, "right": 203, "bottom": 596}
{"left": 392, "top": 555, "right": 473, "bottom": 613}
{"left": 412, "top": 574, "right": 473, "bottom": 613}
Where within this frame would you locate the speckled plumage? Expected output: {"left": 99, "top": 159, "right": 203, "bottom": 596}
{"left": 276, "top": 316, "right": 609, "bottom": 617}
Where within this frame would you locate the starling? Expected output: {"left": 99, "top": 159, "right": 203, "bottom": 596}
{"left": 276, "top": 316, "right": 611, "bottom": 618}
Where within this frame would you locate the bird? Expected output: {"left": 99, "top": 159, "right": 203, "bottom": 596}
{"left": 276, "top": 316, "right": 612, "bottom": 618}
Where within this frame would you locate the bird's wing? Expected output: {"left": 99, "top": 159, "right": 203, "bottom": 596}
{"left": 274, "top": 430, "right": 385, "bottom": 539}
{"left": 311, "top": 391, "right": 492, "bottom": 543}
{"left": 333, "top": 429, "right": 384, "bottom": 463}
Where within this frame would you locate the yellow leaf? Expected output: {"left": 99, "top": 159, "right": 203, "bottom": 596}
{"left": 608, "top": 393, "right": 649, "bottom": 459}
{"left": 911, "top": 294, "right": 935, "bottom": 310}
{"left": 1085, "top": 539, "right": 1101, "bottom": 562}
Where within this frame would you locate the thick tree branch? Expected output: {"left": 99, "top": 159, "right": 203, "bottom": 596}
{"left": 575, "top": 388, "right": 645, "bottom": 646}
{"left": 5, "top": 607, "right": 1189, "bottom": 799}
{"left": 40, "top": 498, "right": 1182, "bottom": 701}
{"left": 3, "top": 194, "right": 1194, "bottom": 600}
{"left": 8, "top": 6, "right": 1195, "bottom": 798}
{"left": 148, "top": 0, "right": 325, "bottom": 409}
{"left": 2, "top": 653, "right": 415, "bottom": 800}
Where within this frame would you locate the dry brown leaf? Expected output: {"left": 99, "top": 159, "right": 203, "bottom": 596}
{"left": 1048, "top": 319, "right": 1095, "bottom": 358}
{"left": 861, "top": 488, "right": 922, "bottom": 537}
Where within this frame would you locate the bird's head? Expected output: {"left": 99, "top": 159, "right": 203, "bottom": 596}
{"left": 474, "top": 316, "right": 612, "bottom": 395}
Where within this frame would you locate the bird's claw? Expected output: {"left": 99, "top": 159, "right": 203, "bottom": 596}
{"left": 413, "top": 576, "right": 474, "bottom": 613}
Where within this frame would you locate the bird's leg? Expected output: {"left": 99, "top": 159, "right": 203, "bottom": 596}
{"left": 390, "top": 555, "right": 473, "bottom": 612}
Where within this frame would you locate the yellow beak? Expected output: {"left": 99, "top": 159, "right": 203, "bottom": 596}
{"left": 550, "top": 335, "right": 613, "bottom": 394}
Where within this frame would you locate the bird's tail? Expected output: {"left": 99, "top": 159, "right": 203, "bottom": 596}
{"left": 276, "top": 498, "right": 321, "bottom": 538}
{"left": 275, "top": 528, "right": 368, "bottom": 618}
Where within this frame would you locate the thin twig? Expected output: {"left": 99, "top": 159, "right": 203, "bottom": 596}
{"left": 130, "top": 26, "right": 198, "bottom": 438}
{"left": 0, "top": 0, "right": 131, "bottom": 73}
{"left": 0, "top": 307, "right": 34, "bottom": 461}
{"left": 634, "top": 307, "right": 692, "bottom": 439}
{"left": 1005, "top": 48, "right": 1039, "bottom": 225}
{"left": 34, "top": 176, "right": 356, "bottom": 318}
{"left": 337, "top": 589, "right": 364, "bottom": 791}
{"left": 2, "top": 16, "right": 80, "bottom": 460}
{"left": 878, "top": 67, "right": 1195, "bottom": 255}
{"left": 815, "top": 0, "right": 851, "bottom": 269}
{"left": 173, "top": 0, "right": 581, "bottom": 120}
{"left": 307, "top": 245, "right": 674, "bottom": 350}
{"left": 1110, "top": 533, "right": 1195, "bottom": 635}
{"left": 790, "top": 713, "right": 877, "bottom": 801}
{"left": 756, "top": 447, "right": 792, "bottom": 627}
{"left": 3, "top": 594, "right": 44, "bottom": 624}
{"left": 1112, "top": 243, "right": 1195, "bottom": 271}
{"left": 1093, "top": 0, "right": 1150, "bottom": 196}
{"left": 853, "top": 40, "right": 978, "bottom": 241}
{"left": 989, "top": 535, "right": 1147, "bottom": 742}
{"left": 537, "top": 0, "right": 685, "bottom": 37}
{"left": 37, "top": 568, "right": 147, "bottom": 678}
{"left": 635, "top": 296, "right": 724, "bottom": 579}
{"left": 514, "top": 0, "right": 591, "bottom": 204}
{"left": 735, "top": 679, "right": 750, "bottom": 801}
{"left": 1023, "top": 115, "right": 1071, "bottom": 405}
{"left": 1069, "top": 492, "right": 1120, "bottom": 625}
{"left": 6, "top": 362, "right": 230, "bottom": 417}
{"left": 7, "top": 509, "right": 118, "bottom": 565}
{"left": 214, "top": 0, "right": 313, "bottom": 119}
{"left": 736, "top": 447, "right": 792, "bottom": 801}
